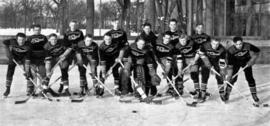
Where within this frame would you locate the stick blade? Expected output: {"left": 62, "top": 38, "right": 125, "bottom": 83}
{"left": 14, "top": 97, "right": 30, "bottom": 104}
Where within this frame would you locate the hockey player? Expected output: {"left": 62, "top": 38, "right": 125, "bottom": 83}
{"left": 100, "top": 19, "right": 128, "bottom": 96}
{"left": 123, "top": 38, "right": 161, "bottom": 99}
{"left": 174, "top": 34, "right": 200, "bottom": 97}
{"left": 43, "top": 33, "right": 72, "bottom": 96}
{"left": 197, "top": 38, "right": 227, "bottom": 102}
{"left": 166, "top": 19, "right": 182, "bottom": 46}
{"left": 99, "top": 31, "right": 128, "bottom": 97}
{"left": 76, "top": 34, "right": 99, "bottom": 96}
{"left": 153, "top": 32, "right": 174, "bottom": 96}
{"left": 58, "top": 20, "right": 84, "bottom": 94}
{"left": 135, "top": 23, "right": 158, "bottom": 96}
{"left": 164, "top": 19, "right": 183, "bottom": 94}
{"left": 26, "top": 24, "right": 48, "bottom": 96}
{"left": 3, "top": 33, "right": 31, "bottom": 97}
{"left": 226, "top": 36, "right": 261, "bottom": 105}
{"left": 189, "top": 24, "right": 211, "bottom": 97}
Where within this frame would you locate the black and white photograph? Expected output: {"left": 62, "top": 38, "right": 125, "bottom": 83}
{"left": 0, "top": 0, "right": 270, "bottom": 126}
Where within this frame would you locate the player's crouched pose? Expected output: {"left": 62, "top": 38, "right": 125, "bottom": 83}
{"left": 122, "top": 38, "right": 161, "bottom": 100}
{"left": 197, "top": 38, "right": 227, "bottom": 102}
{"left": 226, "top": 36, "right": 261, "bottom": 105}
{"left": 76, "top": 34, "right": 99, "bottom": 96}
{"left": 3, "top": 33, "right": 31, "bottom": 97}
{"left": 43, "top": 33, "right": 72, "bottom": 96}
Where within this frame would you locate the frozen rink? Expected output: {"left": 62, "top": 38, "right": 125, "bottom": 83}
{"left": 0, "top": 64, "right": 269, "bottom": 126}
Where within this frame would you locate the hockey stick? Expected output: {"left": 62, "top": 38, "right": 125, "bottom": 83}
{"left": 13, "top": 59, "right": 55, "bottom": 104}
{"left": 119, "top": 61, "right": 148, "bottom": 101}
{"left": 211, "top": 67, "right": 269, "bottom": 107}
{"left": 48, "top": 63, "right": 76, "bottom": 88}
{"left": 155, "top": 61, "right": 197, "bottom": 107}
{"left": 83, "top": 64, "right": 120, "bottom": 100}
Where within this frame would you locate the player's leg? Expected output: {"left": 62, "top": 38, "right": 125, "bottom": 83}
{"left": 120, "top": 58, "right": 132, "bottom": 95}
{"left": 3, "top": 60, "right": 16, "bottom": 97}
{"left": 244, "top": 66, "right": 260, "bottom": 103}
{"left": 112, "top": 63, "right": 121, "bottom": 95}
{"left": 214, "top": 66, "right": 226, "bottom": 101}
{"left": 76, "top": 53, "right": 88, "bottom": 96}
{"left": 200, "top": 65, "right": 210, "bottom": 100}
{"left": 225, "top": 65, "right": 240, "bottom": 101}
{"left": 60, "top": 59, "right": 71, "bottom": 96}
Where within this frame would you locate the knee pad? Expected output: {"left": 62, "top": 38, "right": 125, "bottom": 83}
{"left": 190, "top": 65, "right": 198, "bottom": 73}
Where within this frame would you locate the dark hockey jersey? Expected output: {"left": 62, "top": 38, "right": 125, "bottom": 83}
{"left": 27, "top": 34, "right": 48, "bottom": 59}
{"left": 99, "top": 40, "right": 126, "bottom": 62}
{"left": 227, "top": 42, "right": 260, "bottom": 65}
{"left": 64, "top": 29, "right": 84, "bottom": 49}
{"left": 191, "top": 33, "right": 211, "bottom": 46}
{"left": 154, "top": 38, "right": 174, "bottom": 59}
{"left": 3, "top": 39, "right": 30, "bottom": 60}
{"left": 174, "top": 39, "right": 199, "bottom": 59}
{"left": 165, "top": 30, "right": 182, "bottom": 46}
{"left": 77, "top": 40, "right": 99, "bottom": 61}
{"left": 106, "top": 29, "right": 128, "bottom": 48}
{"left": 43, "top": 39, "right": 67, "bottom": 59}
{"left": 199, "top": 42, "right": 226, "bottom": 63}
{"left": 136, "top": 31, "right": 157, "bottom": 47}
{"left": 125, "top": 43, "right": 153, "bottom": 65}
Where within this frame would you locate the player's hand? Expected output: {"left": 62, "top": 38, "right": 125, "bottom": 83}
{"left": 247, "top": 60, "right": 255, "bottom": 67}
{"left": 225, "top": 75, "right": 232, "bottom": 82}
{"left": 190, "top": 60, "right": 196, "bottom": 66}
{"left": 115, "top": 57, "right": 122, "bottom": 63}
{"left": 24, "top": 72, "right": 31, "bottom": 79}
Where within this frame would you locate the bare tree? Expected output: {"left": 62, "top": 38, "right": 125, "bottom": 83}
{"left": 86, "top": 0, "right": 94, "bottom": 35}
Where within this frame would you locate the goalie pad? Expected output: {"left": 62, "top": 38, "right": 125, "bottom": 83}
{"left": 135, "top": 65, "right": 146, "bottom": 85}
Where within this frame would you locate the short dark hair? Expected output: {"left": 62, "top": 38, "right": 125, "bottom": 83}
{"left": 70, "top": 20, "right": 77, "bottom": 24}
{"left": 179, "top": 34, "right": 188, "bottom": 39}
{"left": 135, "top": 37, "right": 145, "bottom": 43}
{"left": 211, "top": 37, "right": 221, "bottom": 42}
{"left": 104, "top": 32, "right": 112, "bottom": 37}
{"left": 233, "top": 36, "right": 243, "bottom": 43}
{"left": 169, "top": 18, "right": 177, "bottom": 23}
{"left": 48, "top": 33, "right": 57, "bottom": 38}
{"left": 143, "top": 22, "right": 151, "bottom": 28}
{"left": 32, "top": 24, "right": 41, "bottom": 29}
{"left": 16, "top": 32, "right": 26, "bottom": 38}
{"left": 85, "top": 34, "right": 93, "bottom": 38}
{"left": 163, "top": 31, "right": 171, "bottom": 37}
{"left": 196, "top": 23, "right": 204, "bottom": 27}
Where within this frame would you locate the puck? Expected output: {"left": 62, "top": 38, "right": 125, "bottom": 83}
{"left": 132, "top": 110, "right": 138, "bottom": 113}
{"left": 263, "top": 104, "right": 269, "bottom": 107}
{"left": 56, "top": 99, "right": 60, "bottom": 102}
{"left": 253, "top": 103, "right": 260, "bottom": 107}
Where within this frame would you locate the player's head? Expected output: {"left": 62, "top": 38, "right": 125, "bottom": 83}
{"left": 112, "top": 19, "right": 120, "bottom": 30}
{"left": 136, "top": 38, "right": 146, "bottom": 50}
{"left": 84, "top": 34, "right": 93, "bottom": 46}
{"left": 211, "top": 38, "right": 221, "bottom": 50}
{"left": 169, "top": 18, "right": 178, "bottom": 32}
{"left": 143, "top": 23, "right": 152, "bottom": 35}
{"left": 179, "top": 34, "right": 188, "bottom": 46}
{"left": 69, "top": 20, "right": 78, "bottom": 31}
{"left": 48, "top": 33, "right": 58, "bottom": 46}
{"left": 195, "top": 24, "right": 204, "bottom": 34}
{"left": 16, "top": 32, "right": 26, "bottom": 46}
{"left": 104, "top": 32, "right": 112, "bottom": 45}
{"left": 233, "top": 36, "right": 243, "bottom": 50}
{"left": 162, "top": 31, "right": 171, "bottom": 44}
{"left": 32, "top": 24, "right": 41, "bottom": 35}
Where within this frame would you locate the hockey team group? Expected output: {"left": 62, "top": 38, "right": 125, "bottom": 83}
{"left": 2, "top": 18, "right": 266, "bottom": 107}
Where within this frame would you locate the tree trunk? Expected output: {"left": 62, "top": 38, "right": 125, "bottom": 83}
{"left": 205, "top": 0, "right": 214, "bottom": 36}
{"left": 187, "top": 0, "right": 193, "bottom": 35}
{"left": 214, "top": 0, "right": 225, "bottom": 36}
{"left": 59, "top": 0, "right": 68, "bottom": 35}
{"left": 144, "top": 0, "right": 156, "bottom": 31}
{"left": 226, "top": 0, "right": 235, "bottom": 36}
{"left": 86, "top": 0, "right": 94, "bottom": 35}
{"left": 245, "top": 0, "right": 255, "bottom": 36}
